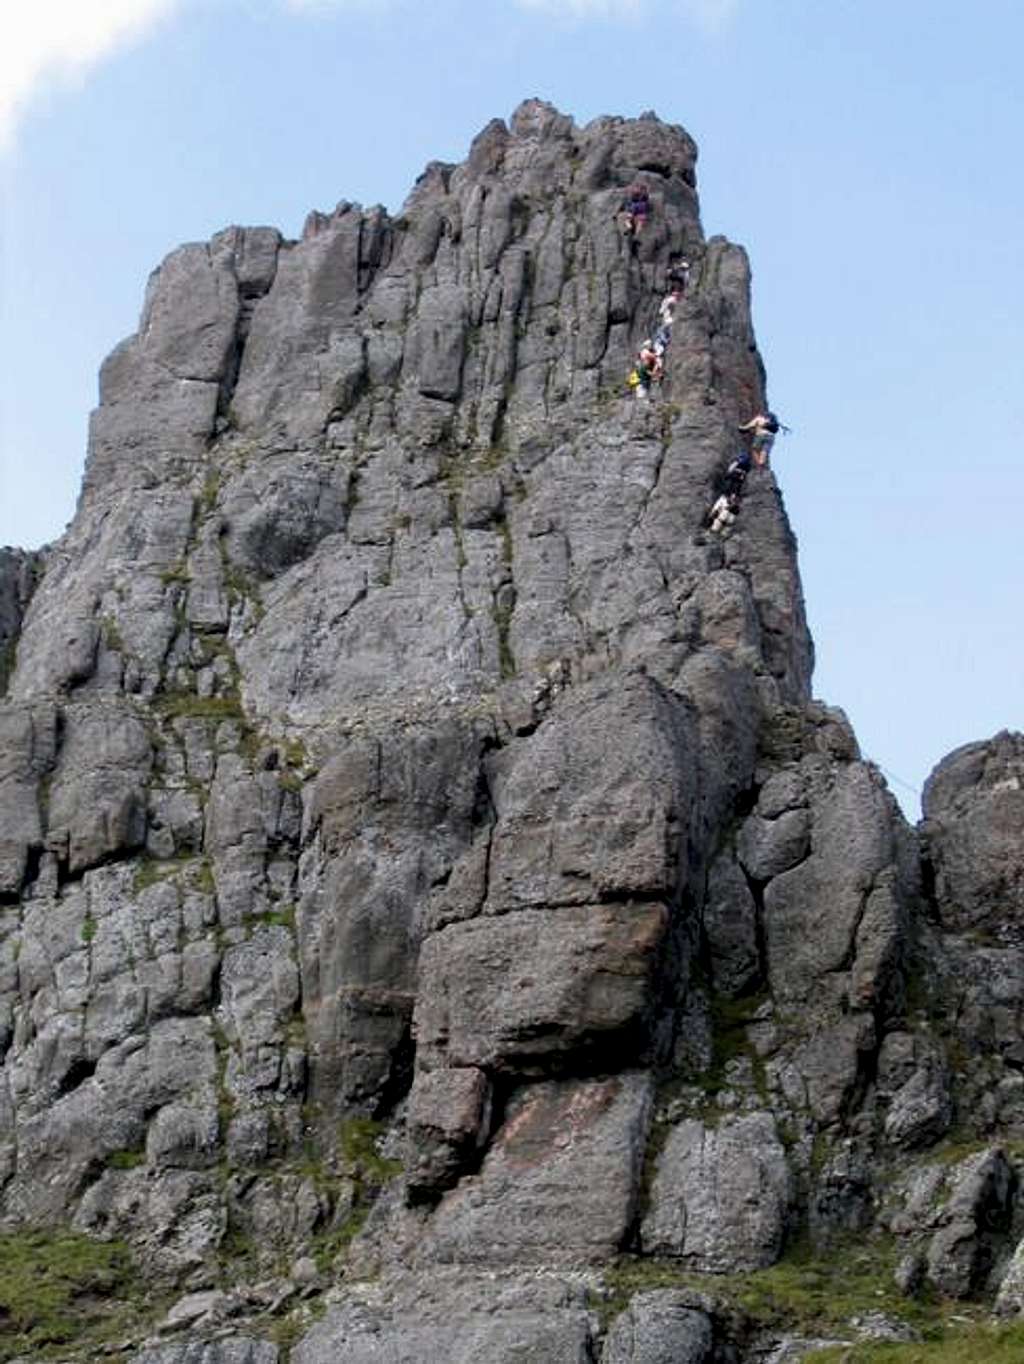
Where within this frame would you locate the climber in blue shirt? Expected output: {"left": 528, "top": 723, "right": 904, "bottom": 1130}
{"left": 705, "top": 452, "right": 751, "bottom": 534}
{"left": 723, "top": 451, "right": 751, "bottom": 496}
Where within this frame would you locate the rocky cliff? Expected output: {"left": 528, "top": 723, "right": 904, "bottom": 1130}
{"left": 1, "top": 101, "right": 1023, "bottom": 1362}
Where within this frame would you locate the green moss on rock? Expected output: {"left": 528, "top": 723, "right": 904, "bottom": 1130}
{"left": 0, "top": 1228, "right": 149, "bottom": 1360}
{"left": 806, "top": 1320, "right": 1024, "bottom": 1363}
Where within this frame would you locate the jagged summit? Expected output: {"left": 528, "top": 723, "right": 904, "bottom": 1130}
{"left": 0, "top": 104, "right": 1022, "bottom": 1361}
{"left": 14, "top": 99, "right": 809, "bottom": 732}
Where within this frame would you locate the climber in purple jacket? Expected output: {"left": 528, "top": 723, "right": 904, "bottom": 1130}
{"left": 620, "top": 183, "right": 651, "bottom": 238}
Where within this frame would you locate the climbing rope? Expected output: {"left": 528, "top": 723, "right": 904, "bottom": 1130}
{"left": 871, "top": 761, "right": 923, "bottom": 806}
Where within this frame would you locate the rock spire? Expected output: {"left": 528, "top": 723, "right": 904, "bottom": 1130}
{"left": 0, "top": 100, "right": 1021, "bottom": 1362}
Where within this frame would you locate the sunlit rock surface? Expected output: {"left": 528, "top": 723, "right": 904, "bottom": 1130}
{"left": 1, "top": 100, "right": 1021, "bottom": 1362}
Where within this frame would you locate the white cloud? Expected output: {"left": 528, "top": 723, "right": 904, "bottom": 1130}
{"left": 513, "top": 0, "right": 737, "bottom": 24}
{"left": 0, "top": 0, "right": 739, "bottom": 154}
{"left": 0, "top": 0, "right": 182, "bottom": 152}
{"left": 281, "top": 0, "right": 738, "bottom": 22}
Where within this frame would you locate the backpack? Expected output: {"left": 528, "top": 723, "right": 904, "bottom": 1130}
{"left": 765, "top": 412, "right": 780, "bottom": 434}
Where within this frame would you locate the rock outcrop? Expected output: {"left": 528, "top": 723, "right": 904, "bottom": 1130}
{"left": 0, "top": 100, "right": 1022, "bottom": 1362}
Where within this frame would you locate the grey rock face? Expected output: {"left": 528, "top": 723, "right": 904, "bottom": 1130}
{"left": 2, "top": 95, "right": 1023, "bottom": 1363}
{"left": 484, "top": 673, "right": 699, "bottom": 914}
{"left": 703, "top": 851, "right": 761, "bottom": 997}
{"left": 47, "top": 701, "right": 152, "bottom": 874}
{"left": 295, "top": 1310, "right": 592, "bottom": 1364}
{"left": 405, "top": 1065, "right": 493, "bottom": 1196}
{"left": 995, "top": 1232, "right": 1024, "bottom": 1315}
{"left": 924, "top": 1148, "right": 1015, "bottom": 1298}
{"left": 601, "top": 1291, "right": 713, "bottom": 1363}
{"left": 887, "top": 1146, "right": 1018, "bottom": 1303}
{"left": 292, "top": 1270, "right": 595, "bottom": 1364}
{"left": 423, "top": 1072, "right": 653, "bottom": 1266}
{"left": 922, "top": 732, "right": 1024, "bottom": 939}
{"left": 738, "top": 807, "right": 811, "bottom": 883}
{"left": 763, "top": 761, "right": 900, "bottom": 1008}
{"left": 877, "top": 1031, "right": 952, "bottom": 1150}
{"left": 641, "top": 1112, "right": 791, "bottom": 1271}
{"left": 298, "top": 718, "right": 488, "bottom": 1122}
{"left": 939, "top": 940, "right": 1024, "bottom": 1113}
{"left": 0, "top": 547, "right": 43, "bottom": 690}
{"left": 0, "top": 699, "right": 56, "bottom": 894}
{"left": 130, "top": 1343, "right": 279, "bottom": 1364}
{"left": 414, "top": 902, "right": 669, "bottom": 1072}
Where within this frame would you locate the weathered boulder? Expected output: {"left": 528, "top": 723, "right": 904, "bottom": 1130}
{"left": 762, "top": 762, "right": 899, "bottom": 1006}
{"left": 423, "top": 1073, "right": 652, "bottom": 1266}
{"left": 924, "top": 1148, "right": 1015, "bottom": 1298}
{"left": 414, "top": 903, "right": 669, "bottom": 1074}
{"left": 940, "top": 940, "right": 1024, "bottom": 1095}
{"left": 405, "top": 1065, "right": 493, "bottom": 1197}
{"left": 922, "top": 732, "right": 1024, "bottom": 939}
{"left": 737, "top": 807, "right": 811, "bottom": 883}
{"left": 484, "top": 674, "right": 698, "bottom": 914}
{"left": 877, "top": 1031, "right": 952, "bottom": 1151}
{"left": 292, "top": 1269, "right": 594, "bottom": 1363}
{"left": 995, "top": 1232, "right": 1024, "bottom": 1315}
{"left": 807, "top": 1140, "right": 875, "bottom": 1243}
{"left": 601, "top": 1291, "right": 714, "bottom": 1363}
{"left": 130, "top": 1343, "right": 278, "bottom": 1364}
{"left": 641, "top": 1112, "right": 791, "bottom": 1271}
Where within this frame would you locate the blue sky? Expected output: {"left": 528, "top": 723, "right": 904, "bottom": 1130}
{"left": 2, "top": 0, "right": 1022, "bottom": 818}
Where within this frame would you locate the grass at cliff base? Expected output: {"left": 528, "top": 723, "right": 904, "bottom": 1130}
{"left": 0, "top": 1229, "right": 151, "bottom": 1360}
{"left": 605, "top": 1240, "right": 1024, "bottom": 1360}
{"left": 607, "top": 1241, "right": 924, "bottom": 1333}
{"left": 806, "top": 1321, "right": 1024, "bottom": 1362}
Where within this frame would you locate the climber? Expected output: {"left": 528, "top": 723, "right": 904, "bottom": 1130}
{"left": 666, "top": 257, "right": 690, "bottom": 294}
{"left": 652, "top": 290, "right": 680, "bottom": 358}
{"left": 620, "top": 183, "right": 651, "bottom": 238}
{"left": 628, "top": 352, "right": 655, "bottom": 402}
{"left": 722, "top": 450, "right": 751, "bottom": 497}
{"left": 707, "top": 491, "right": 741, "bottom": 535}
{"left": 627, "top": 340, "right": 662, "bottom": 403}
{"left": 658, "top": 288, "right": 681, "bottom": 329}
{"left": 638, "top": 339, "right": 663, "bottom": 383}
{"left": 739, "top": 411, "right": 784, "bottom": 467}
{"left": 703, "top": 451, "right": 750, "bottom": 532}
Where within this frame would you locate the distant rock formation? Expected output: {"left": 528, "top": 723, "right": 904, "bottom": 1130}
{"left": 0, "top": 101, "right": 1022, "bottom": 1362}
